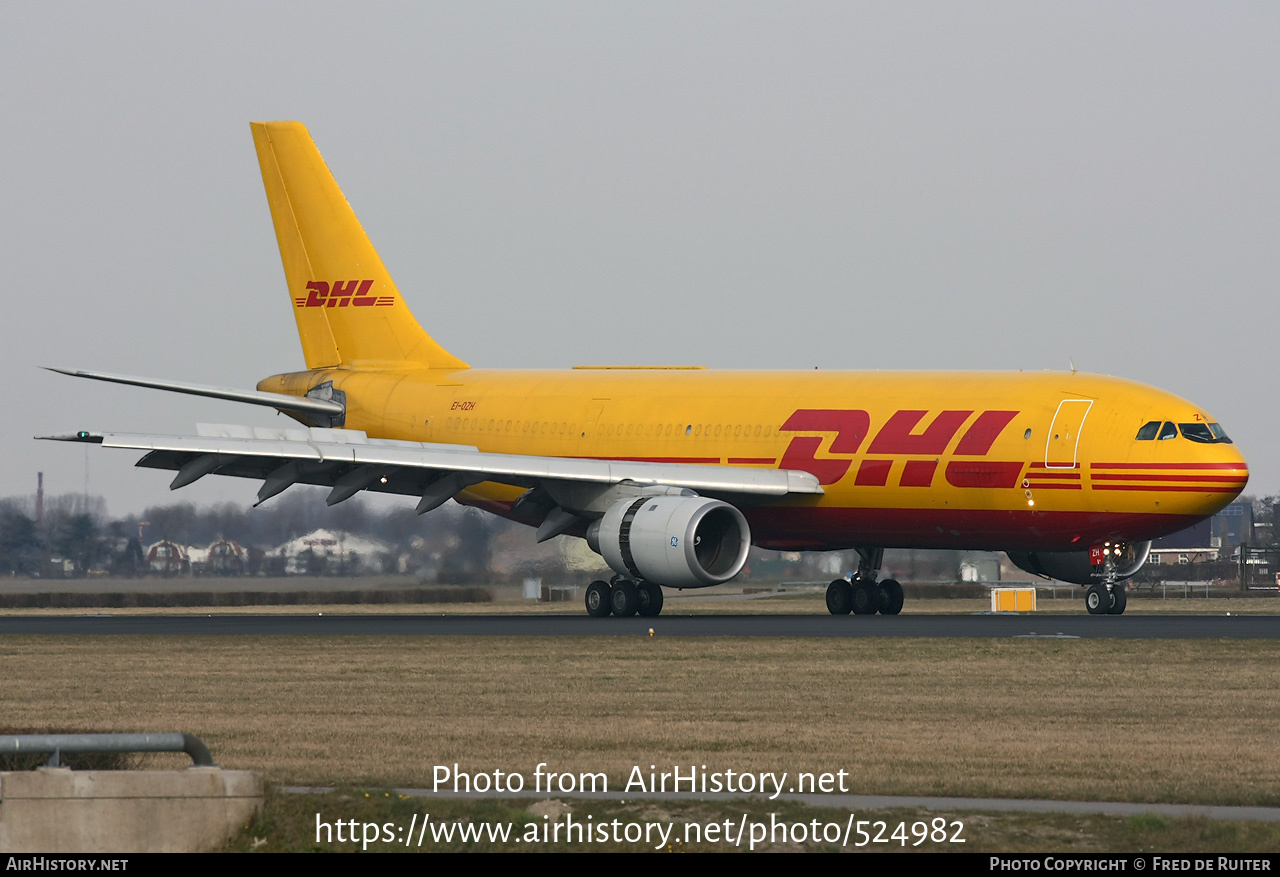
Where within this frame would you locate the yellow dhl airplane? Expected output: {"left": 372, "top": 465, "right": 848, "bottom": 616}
{"left": 45, "top": 122, "right": 1249, "bottom": 618}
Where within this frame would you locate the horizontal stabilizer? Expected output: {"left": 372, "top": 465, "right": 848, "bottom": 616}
{"left": 45, "top": 367, "right": 344, "bottom": 418}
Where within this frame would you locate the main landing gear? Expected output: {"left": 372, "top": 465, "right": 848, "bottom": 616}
{"left": 826, "top": 548, "right": 904, "bottom": 616}
{"left": 585, "top": 577, "right": 664, "bottom": 618}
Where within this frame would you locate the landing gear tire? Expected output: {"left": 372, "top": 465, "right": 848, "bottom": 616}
{"left": 611, "top": 580, "right": 640, "bottom": 617}
{"left": 826, "top": 580, "right": 854, "bottom": 615}
{"left": 1107, "top": 585, "right": 1127, "bottom": 615}
{"left": 585, "top": 580, "right": 613, "bottom": 618}
{"left": 879, "top": 579, "right": 904, "bottom": 615}
{"left": 852, "top": 580, "right": 880, "bottom": 615}
{"left": 637, "top": 581, "right": 664, "bottom": 617}
{"left": 1085, "top": 584, "right": 1113, "bottom": 615}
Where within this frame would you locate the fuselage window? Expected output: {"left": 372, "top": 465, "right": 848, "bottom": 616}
{"left": 1135, "top": 421, "right": 1161, "bottom": 441}
{"left": 1158, "top": 421, "right": 1178, "bottom": 440}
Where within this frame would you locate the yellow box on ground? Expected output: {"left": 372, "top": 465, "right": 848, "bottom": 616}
{"left": 991, "top": 587, "right": 1037, "bottom": 612}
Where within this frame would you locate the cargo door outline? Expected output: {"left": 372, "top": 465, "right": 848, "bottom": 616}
{"left": 1044, "top": 399, "right": 1093, "bottom": 469}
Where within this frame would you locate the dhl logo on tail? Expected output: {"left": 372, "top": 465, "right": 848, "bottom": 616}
{"left": 294, "top": 280, "right": 394, "bottom": 309}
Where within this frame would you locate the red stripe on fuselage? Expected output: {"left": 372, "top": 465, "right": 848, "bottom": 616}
{"left": 1091, "top": 462, "right": 1248, "bottom": 470}
{"left": 1092, "top": 485, "right": 1244, "bottom": 493}
{"left": 1091, "top": 473, "right": 1249, "bottom": 483}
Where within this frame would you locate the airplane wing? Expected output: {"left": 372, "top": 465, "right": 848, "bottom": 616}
{"left": 41, "top": 423, "right": 822, "bottom": 539}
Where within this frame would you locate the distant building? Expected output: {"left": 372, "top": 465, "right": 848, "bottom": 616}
{"left": 207, "top": 539, "right": 246, "bottom": 576}
{"left": 1148, "top": 503, "right": 1253, "bottom": 565}
{"left": 146, "top": 540, "right": 188, "bottom": 575}
{"left": 1214, "top": 502, "right": 1254, "bottom": 550}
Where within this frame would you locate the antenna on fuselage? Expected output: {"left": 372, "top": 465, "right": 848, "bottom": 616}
{"left": 1069, "top": 357, "right": 1077, "bottom": 374}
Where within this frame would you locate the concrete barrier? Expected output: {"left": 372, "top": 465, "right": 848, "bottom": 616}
{"left": 0, "top": 767, "right": 262, "bottom": 852}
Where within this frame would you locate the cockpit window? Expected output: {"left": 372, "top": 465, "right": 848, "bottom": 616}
{"left": 1158, "top": 421, "right": 1178, "bottom": 440}
{"left": 1135, "top": 421, "right": 1160, "bottom": 441}
{"left": 1179, "top": 422, "right": 1233, "bottom": 444}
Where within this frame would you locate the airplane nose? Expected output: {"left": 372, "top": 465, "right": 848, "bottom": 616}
{"left": 1200, "top": 447, "right": 1249, "bottom": 513}
{"left": 1092, "top": 444, "right": 1249, "bottom": 521}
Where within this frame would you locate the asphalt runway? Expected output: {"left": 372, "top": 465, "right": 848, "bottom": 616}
{"left": 0, "top": 613, "right": 1275, "bottom": 637}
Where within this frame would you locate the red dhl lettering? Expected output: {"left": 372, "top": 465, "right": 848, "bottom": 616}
{"left": 778, "top": 409, "right": 870, "bottom": 484}
{"left": 867, "top": 409, "right": 972, "bottom": 455}
{"left": 779, "top": 408, "right": 1023, "bottom": 487}
{"left": 293, "top": 279, "right": 395, "bottom": 308}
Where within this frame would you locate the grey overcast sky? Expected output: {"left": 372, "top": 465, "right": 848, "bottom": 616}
{"left": 3, "top": 2, "right": 1276, "bottom": 515}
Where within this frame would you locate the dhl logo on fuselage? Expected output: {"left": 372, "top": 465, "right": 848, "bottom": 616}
{"left": 778, "top": 408, "right": 1023, "bottom": 489}
{"left": 293, "top": 280, "right": 395, "bottom": 308}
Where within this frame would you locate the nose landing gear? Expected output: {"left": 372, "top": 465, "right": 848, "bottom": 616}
{"left": 1085, "top": 550, "right": 1129, "bottom": 615}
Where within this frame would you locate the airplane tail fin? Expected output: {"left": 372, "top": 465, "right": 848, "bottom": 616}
{"left": 250, "top": 121, "right": 468, "bottom": 371}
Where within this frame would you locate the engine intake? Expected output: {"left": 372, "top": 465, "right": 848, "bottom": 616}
{"left": 1007, "top": 541, "right": 1151, "bottom": 585}
{"left": 588, "top": 495, "right": 751, "bottom": 588}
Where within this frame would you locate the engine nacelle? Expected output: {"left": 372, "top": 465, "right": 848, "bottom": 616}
{"left": 1007, "top": 541, "right": 1151, "bottom": 585}
{"left": 587, "top": 495, "right": 751, "bottom": 588}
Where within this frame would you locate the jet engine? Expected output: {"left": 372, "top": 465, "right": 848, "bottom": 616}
{"left": 1007, "top": 541, "right": 1151, "bottom": 585}
{"left": 586, "top": 495, "right": 751, "bottom": 588}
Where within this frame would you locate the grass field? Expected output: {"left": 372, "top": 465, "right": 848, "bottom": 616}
{"left": 3, "top": 634, "right": 1278, "bottom": 808}
{"left": 4, "top": 589, "right": 1278, "bottom": 852}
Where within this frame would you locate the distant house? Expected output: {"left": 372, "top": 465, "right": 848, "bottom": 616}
{"left": 146, "top": 540, "right": 188, "bottom": 575}
{"left": 268, "top": 528, "right": 389, "bottom": 575}
{"left": 207, "top": 539, "right": 246, "bottom": 576}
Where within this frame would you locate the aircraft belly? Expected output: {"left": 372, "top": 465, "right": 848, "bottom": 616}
{"left": 743, "top": 506, "right": 1206, "bottom": 552}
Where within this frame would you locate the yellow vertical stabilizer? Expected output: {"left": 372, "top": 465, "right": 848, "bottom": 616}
{"left": 250, "top": 121, "right": 469, "bottom": 371}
